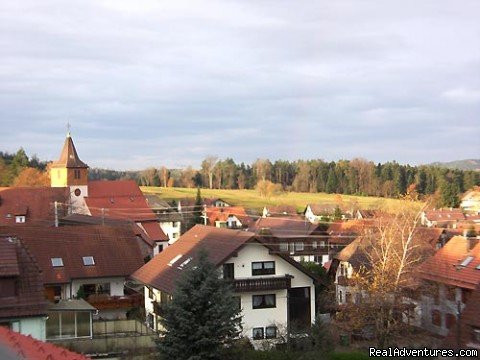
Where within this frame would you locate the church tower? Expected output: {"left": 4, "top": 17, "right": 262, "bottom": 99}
{"left": 51, "top": 132, "right": 89, "bottom": 212}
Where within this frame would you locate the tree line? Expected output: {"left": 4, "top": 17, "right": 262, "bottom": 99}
{"left": 2, "top": 149, "right": 479, "bottom": 207}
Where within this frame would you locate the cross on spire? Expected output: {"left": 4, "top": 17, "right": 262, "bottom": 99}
{"left": 66, "top": 122, "right": 71, "bottom": 137}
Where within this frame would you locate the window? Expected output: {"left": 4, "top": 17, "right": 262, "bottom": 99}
{"left": 223, "top": 263, "right": 234, "bottom": 280}
{"left": 82, "top": 256, "right": 95, "bottom": 266}
{"left": 15, "top": 216, "right": 25, "bottom": 223}
{"left": 252, "top": 294, "right": 276, "bottom": 309}
{"left": 319, "top": 241, "right": 326, "bottom": 247}
{"left": 446, "top": 286, "right": 456, "bottom": 302}
{"left": 148, "top": 287, "right": 154, "bottom": 299}
{"left": 294, "top": 242, "right": 304, "bottom": 251}
{"left": 312, "top": 241, "right": 317, "bottom": 249}
{"left": 279, "top": 242, "right": 288, "bottom": 252}
{"left": 473, "top": 328, "right": 480, "bottom": 343}
{"left": 0, "top": 278, "right": 16, "bottom": 298}
{"left": 338, "top": 291, "right": 343, "bottom": 303}
{"left": 345, "top": 293, "right": 352, "bottom": 303}
{"left": 74, "top": 169, "right": 81, "bottom": 179}
{"left": 252, "top": 261, "right": 275, "bottom": 276}
{"left": 446, "top": 313, "right": 456, "bottom": 329}
{"left": 265, "top": 326, "right": 277, "bottom": 339}
{"left": 431, "top": 310, "right": 441, "bottom": 326}
{"left": 252, "top": 327, "right": 264, "bottom": 340}
{"left": 51, "top": 257, "right": 64, "bottom": 267}
{"left": 460, "top": 256, "right": 474, "bottom": 267}
{"left": 168, "top": 254, "right": 182, "bottom": 266}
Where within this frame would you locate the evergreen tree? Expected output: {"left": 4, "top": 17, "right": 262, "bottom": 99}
{"left": 158, "top": 249, "right": 242, "bottom": 360}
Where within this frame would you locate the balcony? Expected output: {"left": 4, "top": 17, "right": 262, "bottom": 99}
{"left": 87, "top": 293, "right": 143, "bottom": 310}
{"left": 232, "top": 276, "right": 292, "bottom": 293}
{"left": 152, "top": 301, "right": 167, "bottom": 317}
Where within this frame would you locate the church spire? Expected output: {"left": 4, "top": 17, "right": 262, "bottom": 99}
{"left": 51, "top": 132, "right": 88, "bottom": 188}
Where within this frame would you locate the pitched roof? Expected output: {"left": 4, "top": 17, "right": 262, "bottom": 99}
{"left": 206, "top": 206, "right": 252, "bottom": 227}
{"left": 0, "top": 236, "right": 48, "bottom": 319}
{"left": 145, "top": 194, "right": 171, "bottom": 209}
{"left": 249, "top": 217, "right": 321, "bottom": 238}
{"left": 0, "top": 187, "right": 69, "bottom": 226}
{"left": 132, "top": 225, "right": 255, "bottom": 293}
{"left": 423, "top": 208, "right": 465, "bottom": 222}
{"left": 50, "top": 134, "right": 88, "bottom": 169}
{"left": 86, "top": 180, "right": 168, "bottom": 241}
{"left": 132, "top": 225, "right": 317, "bottom": 293}
{"left": 416, "top": 236, "right": 480, "bottom": 289}
{"left": 264, "top": 205, "right": 298, "bottom": 217}
{"left": 1, "top": 225, "right": 145, "bottom": 285}
{"left": 306, "top": 204, "right": 339, "bottom": 215}
{"left": 0, "top": 327, "right": 89, "bottom": 360}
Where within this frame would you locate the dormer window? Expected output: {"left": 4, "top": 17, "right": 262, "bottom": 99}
{"left": 460, "top": 256, "right": 474, "bottom": 267}
{"left": 82, "top": 256, "right": 95, "bottom": 266}
{"left": 51, "top": 258, "right": 64, "bottom": 267}
{"left": 15, "top": 216, "right": 25, "bottom": 223}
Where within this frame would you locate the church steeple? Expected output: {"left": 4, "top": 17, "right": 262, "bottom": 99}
{"left": 50, "top": 133, "right": 89, "bottom": 188}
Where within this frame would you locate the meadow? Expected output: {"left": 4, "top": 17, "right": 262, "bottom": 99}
{"left": 141, "top": 187, "right": 405, "bottom": 213}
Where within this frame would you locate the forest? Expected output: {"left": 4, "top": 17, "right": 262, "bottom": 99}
{"left": 2, "top": 149, "right": 479, "bottom": 208}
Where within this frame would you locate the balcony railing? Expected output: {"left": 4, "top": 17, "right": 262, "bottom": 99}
{"left": 232, "top": 276, "right": 292, "bottom": 293}
{"left": 87, "top": 293, "right": 143, "bottom": 310}
{"left": 152, "top": 301, "right": 167, "bottom": 317}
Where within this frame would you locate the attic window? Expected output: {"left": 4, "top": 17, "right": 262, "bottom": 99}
{"left": 168, "top": 254, "right": 182, "bottom": 267}
{"left": 476, "top": 264, "right": 480, "bottom": 270}
{"left": 82, "top": 256, "right": 95, "bottom": 266}
{"left": 460, "top": 256, "right": 474, "bottom": 267}
{"left": 51, "top": 258, "right": 64, "bottom": 267}
{"left": 15, "top": 216, "right": 25, "bottom": 223}
{"left": 178, "top": 257, "right": 192, "bottom": 269}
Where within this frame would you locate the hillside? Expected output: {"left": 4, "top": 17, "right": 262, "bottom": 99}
{"left": 429, "top": 159, "right": 480, "bottom": 171}
{"left": 141, "top": 187, "right": 408, "bottom": 213}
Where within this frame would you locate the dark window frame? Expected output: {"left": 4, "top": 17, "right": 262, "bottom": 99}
{"left": 223, "top": 263, "right": 235, "bottom": 280}
{"left": 252, "top": 294, "right": 276, "bottom": 309}
{"left": 251, "top": 261, "right": 275, "bottom": 276}
{"left": 265, "top": 326, "right": 277, "bottom": 339}
{"left": 252, "top": 327, "right": 264, "bottom": 340}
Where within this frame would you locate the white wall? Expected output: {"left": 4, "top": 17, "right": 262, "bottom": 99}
{"left": 160, "top": 222, "right": 181, "bottom": 244}
{"left": 224, "top": 243, "right": 316, "bottom": 339}
{"left": 9, "top": 317, "right": 47, "bottom": 341}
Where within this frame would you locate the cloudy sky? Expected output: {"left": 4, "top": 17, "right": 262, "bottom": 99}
{"left": 1, "top": 0, "right": 479, "bottom": 170}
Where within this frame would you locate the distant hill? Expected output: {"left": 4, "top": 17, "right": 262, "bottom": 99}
{"left": 429, "top": 159, "right": 480, "bottom": 171}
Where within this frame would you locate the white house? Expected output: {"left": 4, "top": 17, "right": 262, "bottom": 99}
{"left": 132, "top": 225, "right": 317, "bottom": 344}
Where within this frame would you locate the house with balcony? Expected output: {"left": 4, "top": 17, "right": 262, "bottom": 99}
{"left": 416, "top": 236, "right": 480, "bottom": 336}
{"left": 1, "top": 224, "right": 145, "bottom": 320}
{"left": 131, "top": 225, "right": 317, "bottom": 344}
{"left": 249, "top": 217, "right": 329, "bottom": 264}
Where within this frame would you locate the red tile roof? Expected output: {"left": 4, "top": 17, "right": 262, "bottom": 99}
{"left": 424, "top": 208, "right": 466, "bottom": 222}
{"left": 416, "top": 236, "right": 480, "bottom": 290}
{"left": 50, "top": 134, "right": 88, "bottom": 169}
{"left": 0, "top": 327, "right": 89, "bottom": 360}
{"left": 0, "top": 236, "right": 48, "bottom": 319}
{"left": 86, "top": 180, "right": 167, "bottom": 241}
{"left": 249, "top": 217, "right": 321, "bottom": 238}
{"left": 0, "top": 187, "right": 69, "bottom": 226}
{"left": 1, "top": 225, "right": 145, "bottom": 285}
{"left": 132, "top": 225, "right": 255, "bottom": 293}
{"left": 265, "top": 205, "right": 298, "bottom": 217}
{"left": 205, "top": 206, "right": 252, "bottom": 227}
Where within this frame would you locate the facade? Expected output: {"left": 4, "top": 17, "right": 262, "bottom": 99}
{"left": 145, "top": 195, "right": 182, "bottom": 243}
{"left": 416, "top": 236, "right": 480, "bottom": 337}
{"left": 461, "top": 188, "right": 480, "bottom": 214}
{"left": 132, "top": 225, "right": 316, "bottom": 344}
{"left": 205, "top": 206, "right": 252, "bottom": 229}
{"left": 1, "top": 225, "right": 145, "bottom": 319}
{"left": 0, "top": 236, "right": 49, "bottom": 340}
{"left": 249, "top": 217, "right": 329, "bottom": 264}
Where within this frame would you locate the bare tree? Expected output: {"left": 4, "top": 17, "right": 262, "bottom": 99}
{"left": 337, "top": 199, "right": 432, "bottom": 347}
{"left": 201, "top": 156, "right": 218, "bottom": 189}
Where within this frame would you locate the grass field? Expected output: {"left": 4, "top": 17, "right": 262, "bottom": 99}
{"left": 141, "top": 187, "right": 405, "bottom": 213}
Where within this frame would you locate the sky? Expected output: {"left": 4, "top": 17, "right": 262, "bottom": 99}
{"left": 1, "top": 0, "right": 479, "bottom": 170}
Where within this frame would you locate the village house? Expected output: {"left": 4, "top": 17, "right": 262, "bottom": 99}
{"left": 421, "top": 208, "right": 466, "bottom": 228}
{"left": 204, "top": 198, "right": 231, "bottom": 208}
{"left": 249, "top": 217, "right": 329, "bottom": 264}
{"left": 131, "top": 225, "right": 317, "bottom": 344}
{"left": 461, "top": 187, "right": 480, "bottom": 214}
{"left": 416, "top": 235, "right": 480, "bottom": 337}
{"left": 1, "top": 225, "right": 145, "bottom": 320}
{"left": 303, "top": 204, "right": 343, "bottom": 223}
{"left": 0, "top": 235, "right": 49, "bottom": 340}
{"left": 205, "top": 206, "right": 253, "bottom": 229}
{"left": 262, "top": 205, "right": 298, "bottom": 218}
{"left": 145, "top": 194, "right": 182, "bottom": 243}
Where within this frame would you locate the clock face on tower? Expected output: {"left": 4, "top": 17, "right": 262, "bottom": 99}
{"left": 74, "top": 188, "right": 81, "bottom": 197}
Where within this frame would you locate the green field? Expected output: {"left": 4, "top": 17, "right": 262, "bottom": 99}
{"left": 141, "top": 187, "right": 405, "bottom": 213}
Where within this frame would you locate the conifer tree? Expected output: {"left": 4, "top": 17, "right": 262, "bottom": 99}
{"left": 158, "top": 249, "right": 242, "bottom": 360}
